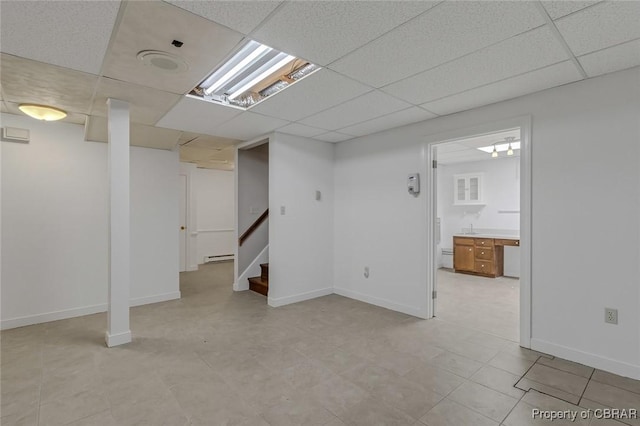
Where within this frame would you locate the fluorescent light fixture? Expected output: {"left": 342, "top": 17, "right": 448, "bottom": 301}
{"left": 190, "top": 39, "right": 320, "bottom": 110}
{"left": 18, "top": 104, "right": 67, "bottom": 121}
{"left": 203, "top": 43, "right": 272, "bottom": 95}
{"left": 477, "top": 141, "right": 521, "bottom": 154}
{"left": 228, "top": 53, "right": 295, "bottom": 100}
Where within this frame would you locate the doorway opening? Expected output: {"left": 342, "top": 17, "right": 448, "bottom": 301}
{"left": 425, "top": 117, "right": 531, "bottom": 347}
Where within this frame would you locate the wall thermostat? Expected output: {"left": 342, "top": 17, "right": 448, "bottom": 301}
{"left": 408, "top": 173, "right": 420, "bottom": 196}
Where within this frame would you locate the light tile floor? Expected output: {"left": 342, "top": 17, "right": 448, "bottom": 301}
{"left": 436, "top": 269, "right": 520, "bottom": 342}
{"left": 1, "top": 262, "right": 638, "bottom": 425}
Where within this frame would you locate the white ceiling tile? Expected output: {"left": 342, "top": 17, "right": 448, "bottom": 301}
{"left": 299, "top": 91, "right": 411, "bottom": 131}
{"left": 85, "top": 115, "right": 181, "bottom": 150}
{"left": 157, "top": 96, "right": 242, "bottom": 135}
{"left": 276, "top": 123, "right": 326, "bottom": 138}
{"left": 314, "top": 132, "right": 354, "bottom": 143}
{"left": 90, "top": 78, "right": 181, "bottom": 125}
{"left": 578, "top": 39, "right": 640, "bottom": 78}
{"left": 555, "top": 1, "right": 640, "bottom": 56}
{"left": 421, "top": 61, "right": 583, "bottom": 116}
{"left": 338, "top": 107, "right": 436, "bottom": 137}
{"left": 330, "top": 1, "right": 545, "bottom": 88}
{"left": 0, "top": 54, "right": 97, "bottom": 114}
{"left": 253, "top": 1, "right": 438, "bottom": 66}
{"left": 0, "top": 1, "right": 120, "bottom": 74}
{"left": 250, "top": 69, "right": 370, "bottom": 121}
{"left": 214, "top": 112, "right": 290, "bottom": 140}
{"left": 540, "top": 1, "right": 601, "bottom": 20}
{"left": 165, "top": 1, "right": 282, "bottom": 35}
{"left": 384, "top": 27, "right": 569, "bottom": 105}
{"left": 101, "top": 1, "right": 243, "bottom": 95}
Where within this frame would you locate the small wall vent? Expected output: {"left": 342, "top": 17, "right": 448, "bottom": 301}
{"left": 2, "top": 127, "right": 30, "bottom": 143}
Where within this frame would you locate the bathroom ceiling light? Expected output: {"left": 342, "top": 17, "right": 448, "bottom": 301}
{"left": 190, "top": 39, "right": 319, "bottom": 110}
{"left": 478, "top": 141, "right": 521, "bottom": 154}
{"left": 18, "top": 104, "right": 67, "bottom": 121}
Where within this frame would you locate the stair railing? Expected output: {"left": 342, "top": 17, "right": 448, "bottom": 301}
{"left": 238, "top": 208, "right": 269, "bottom": 246}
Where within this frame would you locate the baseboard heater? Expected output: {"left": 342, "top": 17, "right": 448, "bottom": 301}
{"left": 204, "top": 254, "right": 234, "bottom": 263}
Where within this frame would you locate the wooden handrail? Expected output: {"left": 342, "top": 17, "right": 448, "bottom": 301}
{"left": 239, "top": 209, "right": 269, "bottom": 246}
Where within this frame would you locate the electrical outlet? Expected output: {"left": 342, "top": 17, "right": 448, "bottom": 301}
{"left": 605, "top": 308, "right": 618, "bottom": 324}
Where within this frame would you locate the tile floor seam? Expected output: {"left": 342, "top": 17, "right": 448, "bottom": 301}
{"left": 499, "top": 390, "right": 528, "bottom": 425}
{"left": 577, "top": 365, "right": 597, "bottom": 406}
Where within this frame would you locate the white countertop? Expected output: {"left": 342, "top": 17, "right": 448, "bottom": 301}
{"left": 454, "top": 233, "right": 520, "bottom": 240}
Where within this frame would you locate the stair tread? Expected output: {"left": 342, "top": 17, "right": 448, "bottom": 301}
{"left": 248, "top": 276, "right": 268, "bottom": 296}
{"left": 248, "top": 276, "right": 268, "bottom": 286}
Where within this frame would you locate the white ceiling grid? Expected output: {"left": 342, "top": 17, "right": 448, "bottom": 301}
{"left": 0, "top": 0, "right": 638, "bottom": 158}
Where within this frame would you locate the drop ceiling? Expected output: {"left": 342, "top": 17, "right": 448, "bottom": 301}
{"left": 437, "top": 129, "right": 521, "bottom": 165}
{"left": 1, "top": 0, "right": 639, "bottom": 168}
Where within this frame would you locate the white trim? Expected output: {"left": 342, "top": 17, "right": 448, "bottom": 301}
{"left": 234, "top": 244, "right": 269, "bottom": 291}
{"left": 130, "top": 291, "right": 181, "bottom": 307}
{"left": 105, "top": 330, "right": 132, "bottom": 347}
{"left": 268, "top": 287, "right": 333, "bottom": 308}
{"left": 531, "top": 338, "right": 640, "bottom": 380}
{"left": 1, "top": 303, "right": 106, "bottom": 330}
{"left": 423, "top": 115, "right": 532, "bottom": 348}
{"left": 0, "top": 291, "right": 181, "bottom": 330}
{"left": 179, "top": 162, "right": 198, "bottom": 272}
{"left": 334, "top": 287, "right": 427, "bottom": 318}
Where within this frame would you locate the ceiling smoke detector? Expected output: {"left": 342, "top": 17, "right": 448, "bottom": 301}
{"left": 137, "top": 50, "right": 188, "bottom": 73}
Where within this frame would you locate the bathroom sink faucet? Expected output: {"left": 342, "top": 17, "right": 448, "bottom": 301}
{"left": 470, "top": 223, "right": 473, "bottom": 234}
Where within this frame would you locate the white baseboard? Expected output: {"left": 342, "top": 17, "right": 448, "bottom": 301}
{"left": 236, "top": 245, "right": 269, "bottom": 292}
{"left": 1, "top": 291, "right": 182, "bottom": 330}
{"left": 105, "top": 330, "right": 132, "bottom": 347}
{"left": 130, "top": 291, "right": 181, "bottom": 307}
{"left": 531, "top": 338, "right": 640, "bottom": 380}
{"left": 333, "top": 286, "right": 427, "bottom": 318}
{"left": 1, "top": 303, "right": 107, "bottom": 330}
{"left": 268, "top": 287, "right": 333, "bottom": 307}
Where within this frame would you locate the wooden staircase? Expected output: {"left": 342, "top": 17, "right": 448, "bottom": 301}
{"left": 248, "top": 263, "right": 268, "bottom": 296}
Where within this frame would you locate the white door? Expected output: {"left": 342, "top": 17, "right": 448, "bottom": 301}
{"left": 179, "top": 174, "right": 187, "bottom": 272}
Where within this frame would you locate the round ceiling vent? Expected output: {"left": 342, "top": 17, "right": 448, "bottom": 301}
{"left": 136, "top": 50, "right": 188, "bottom": 73}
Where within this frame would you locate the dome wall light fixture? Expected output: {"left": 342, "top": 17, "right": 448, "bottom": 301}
{"left": 18, "top": 104, "right": 67, "bottom": 121}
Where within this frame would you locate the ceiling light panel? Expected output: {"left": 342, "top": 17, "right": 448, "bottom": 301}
{"left": 252, "top": 1, "right": 438, "bottom": 66}
{"left": 330, "top": 1, "right": 545, "bottom": 88}
{"left": 190, "top": 39, "right": 320, "bottom": 110}
{"left": 0, "top": 1, "right": 120, "bottom": 74}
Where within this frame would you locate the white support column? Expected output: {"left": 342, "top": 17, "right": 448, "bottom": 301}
{"left": 105, "top": 98, "right": 132, "bottom": 347}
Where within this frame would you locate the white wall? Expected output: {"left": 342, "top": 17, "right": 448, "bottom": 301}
{"left": 334, "top": 67, "right": 640, "bottom": 378}
{"left": 193, "top": 168, "right": 234, "bottom": 263}
{"left": 1, "top": 113, "right": 180, "bottom": 329}
{"left": 438, "top": 157, "right": 520, "bottom": 250}
{"left": 269, "top": 133, "right": 334, "bottom": 306}
{"left": 237, "top": 143, "right": 269, "bottom": 274}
